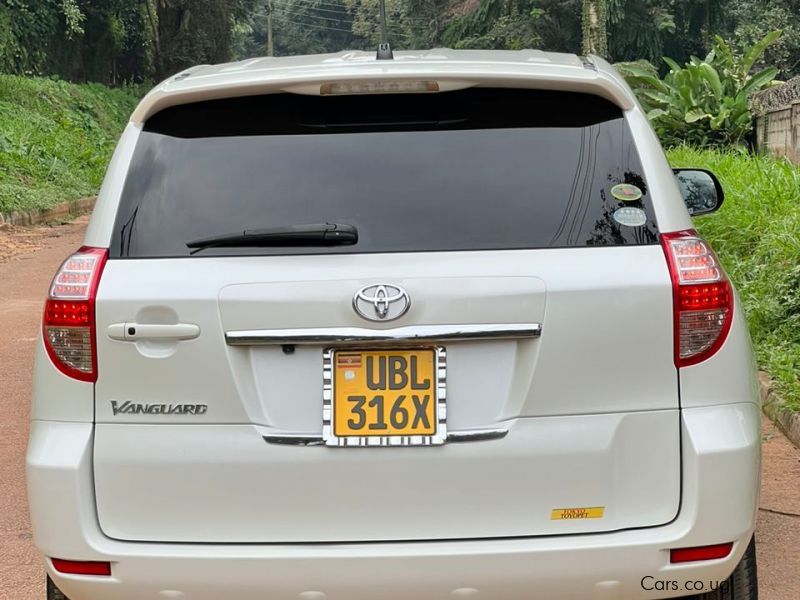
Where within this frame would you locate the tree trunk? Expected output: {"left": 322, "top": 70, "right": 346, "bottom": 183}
{"left": 153, "top": 0, "right": 233, "bottom": 81}
{"left": 144, "top": 0, "right": 162, "bottom": 79}
{"left": 581, "top": 0, "right": 607, "bottom": 58}
{"left": 266, "top": 0, "right": 274, "bottom": 56}
{"left": 155, "top": 3, "right": 192, "bottom": 80}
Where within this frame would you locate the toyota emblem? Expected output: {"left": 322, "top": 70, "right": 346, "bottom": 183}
{"left": 353, "top": 284, "right": 410, "bottom": 321}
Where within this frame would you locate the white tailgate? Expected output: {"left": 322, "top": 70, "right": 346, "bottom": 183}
{"left": 93, "top": 246, "right": 680, "bottom": 542}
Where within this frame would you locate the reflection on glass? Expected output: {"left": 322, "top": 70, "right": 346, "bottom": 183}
{"left": 111, "top": 89, "right": 665, "bottom": 257}
{"left": 675, "top": 171, "right": 720, "bottom": 215}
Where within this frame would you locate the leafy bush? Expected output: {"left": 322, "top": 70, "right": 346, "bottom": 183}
{"left": 668, "top": 146, "right": 800, "bottom": 410}
{"left": 618, "top": 31, "right": 781, "bottom": 147}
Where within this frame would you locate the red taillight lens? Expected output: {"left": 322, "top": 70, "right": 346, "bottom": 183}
{"left": 51, "top": 558, "right": 112, "bottom": 576}
{"left": 670, "top": 542, "right": 733, "bottom": 563}
{"left": 42, "top": 246, "right": 107, "bottom": 382}
{"left": 661, "top": 230, "right": 733, "bottom": 368}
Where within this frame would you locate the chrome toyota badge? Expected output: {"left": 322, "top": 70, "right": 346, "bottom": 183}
{"left": 353, "top": 284, "right": 410, "bottom": 321}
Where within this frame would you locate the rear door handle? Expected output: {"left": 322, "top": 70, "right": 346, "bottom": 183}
{"left": 107, "top": 322, "right": 200, "bottom": 342}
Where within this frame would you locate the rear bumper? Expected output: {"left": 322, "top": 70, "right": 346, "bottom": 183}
{"left": 27, "top": 402, "right": 760, "bottom": 600}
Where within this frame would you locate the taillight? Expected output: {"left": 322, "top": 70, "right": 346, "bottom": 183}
{"left": 42, "top": 246, "right": 107, "bottom": 382}
{"left": 661, "top": 230, "right": 733, "bottom": 368}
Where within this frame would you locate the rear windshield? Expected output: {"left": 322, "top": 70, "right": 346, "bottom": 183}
{"left": 111, "top": 88, "right": 658, "bottom": 258}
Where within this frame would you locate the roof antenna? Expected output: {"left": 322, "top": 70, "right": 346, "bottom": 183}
{"left": 376, "top": 0, "right": 393, "bottom": 60}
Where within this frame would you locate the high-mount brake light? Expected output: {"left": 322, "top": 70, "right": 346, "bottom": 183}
{"left": 661, "top": 230, "right": 733, "bottom": 367}
{"left": 42, "top": 246, "right": 107, "bottom": 382}
{"left": 320, "top": 80, "right": 439, "bottom": 96}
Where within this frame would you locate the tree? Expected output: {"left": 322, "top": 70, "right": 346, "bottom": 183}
{"left": 660, "top": 0, "right": 728, "bottom": 67}
{"left": 607, "top": 0, "right": 676, "bottom": 64}
{"left": 3, "top": 0, "right": 800, "bottom": 84}
{"left": 530, "top": 0, "right": 581, "bottom": 54}
{"left": 404, "top": 0, "right": 449, "bottom": 48}
{"left": 726, "top": 0, "right": 800, "bottom": 78}
{"left": 442, "top": 0, "right": 543, "bottom": 50}
{"left": 75, "top": 1, "right": 152, "bottom": 84}
{"left": 0, "top": 2, "right": 67, "bottom": 76}
{"left": 147, "top": 0, "right": 258, "bottom": 80}
{"left": 581, "top": 0, "right": 607, "bottom": 57}
{"left": 348, "top": 0, "right": 409, "bottom": 49}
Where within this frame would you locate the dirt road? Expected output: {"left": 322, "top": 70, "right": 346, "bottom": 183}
{"left": 1, "top": 217, "right": 799, "bottom": 600}
{"left": 0, "top": 218, "right": 87, "bottom": 600}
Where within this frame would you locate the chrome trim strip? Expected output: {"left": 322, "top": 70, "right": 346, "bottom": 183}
{"left": 226, "top": 323, "right": 541, "bottom": 346}
{"left": 262, "top": 434, "right": 326, "bottom": 447}
{"left": 446, "top": 428, "right": 509, "bottom": 443}
{"left": 262, "top": 428, "right": 509, "bottom": 446}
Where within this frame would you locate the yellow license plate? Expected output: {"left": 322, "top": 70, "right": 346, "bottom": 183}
{"left": 324, "top": 348, "right": 445, "bottom": 446}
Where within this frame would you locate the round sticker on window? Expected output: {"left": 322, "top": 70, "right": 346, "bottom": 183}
{"left": 610, "top": 183, "right": 643, "bottom": 202}
{"left": 613, "top": 207, "right": 647, "bottom": 227}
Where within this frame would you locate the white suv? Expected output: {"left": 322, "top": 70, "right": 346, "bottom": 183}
{"left": 28, "top": 50, "right": 760, "bottom": 600}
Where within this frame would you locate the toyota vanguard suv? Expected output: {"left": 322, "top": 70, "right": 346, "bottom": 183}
{"left": 27, "top": 49, "right": 760, "bottom": 600}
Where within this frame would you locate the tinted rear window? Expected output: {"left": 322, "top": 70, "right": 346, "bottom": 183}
{"left": 111, "top": 88, "right": 658, "bottom": 258}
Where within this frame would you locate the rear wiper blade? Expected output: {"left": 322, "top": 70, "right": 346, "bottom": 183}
{"left": 186, "top": 222, "right": 357, "bottom": 254}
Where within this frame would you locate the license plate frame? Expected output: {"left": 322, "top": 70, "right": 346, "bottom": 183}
{"left": 322, "top": 346, "right": 447, "bottom": 447}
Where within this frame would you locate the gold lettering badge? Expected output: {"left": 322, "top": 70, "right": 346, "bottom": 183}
{"left": 550, "top": 507, "right": 605, "bottom": 520}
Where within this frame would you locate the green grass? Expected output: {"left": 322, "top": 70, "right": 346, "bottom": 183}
{"left": 0, "top": 75, "right": 142, "bottom": 213}
{"left": 668, "top": 146, "right": 800, "bottom": 410}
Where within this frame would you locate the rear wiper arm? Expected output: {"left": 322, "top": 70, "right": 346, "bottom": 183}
{"left": 186, "top": 223, "right": 358, "bottom": 255}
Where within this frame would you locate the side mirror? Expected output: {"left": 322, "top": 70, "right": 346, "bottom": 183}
{"left": 673, "top": 169, "right": 725, "bottom": 216}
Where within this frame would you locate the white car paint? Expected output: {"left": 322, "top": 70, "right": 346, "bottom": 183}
{"left": 28, "top": 403, "right": 760, "bottom": 599}
{"left": 28, "top": 48, "right": 759, "bottom": 599}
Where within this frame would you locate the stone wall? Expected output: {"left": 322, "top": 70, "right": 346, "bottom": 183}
{"left": 751, "top": 77, "right": 800, "bottom": 163}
